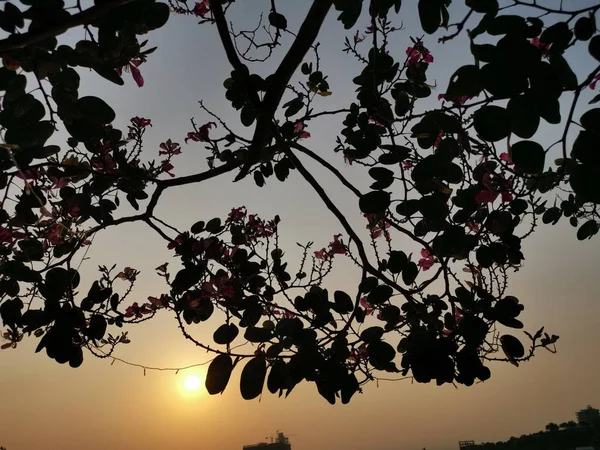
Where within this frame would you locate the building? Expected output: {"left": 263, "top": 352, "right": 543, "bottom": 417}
{"left": 576, "top": 405, "right": 600, "bottom": 426}
{"left": 458, "top": 441, "right": 476, "bottom": 450}
{"left": 244, "top": 432, "right": 291, "bottom": 450}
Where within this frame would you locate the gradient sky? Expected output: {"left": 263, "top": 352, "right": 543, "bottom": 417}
{"left": 1, "top": 1, "right": 600, "bottom": 450}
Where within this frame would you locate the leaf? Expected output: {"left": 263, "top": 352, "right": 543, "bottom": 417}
{"left": 244, "top": 326, "right": 272, "bottom": 343}
{"left": 473, "top": 106, "right": 511, "bottom": 142}
{"left": 368, "top": 341, "right": 396, "bottom": 365}
{"left": 549, "top": 54, "right": 577, "bottom": 91}
{"left": 283, "top": 96, "right": 303, "bottom": 117}
{"left": 359, "top": 191, "right": 391, "bottom": 214}
{"left": 213, "top": 323, "right": 239, "bottom": 345}
{"left": 190, "top": 220, "right": 205, "bottom": 234}
{"left": 574, "top": 16, "right": 595, "bottom": 41}
{"left": 333, "top": 0, "right": 363, "bottom": 29}
{"left": 332, "top": 290, "right": 354, "bottom": 314}
{"left": 240, "top": 104, "right": 255, "bottom": 127}
{"left": 205, "top": 217, "right": 222, "bottom": 233}
{"left": 465, "top": 0, "right": 498, "bottom": 14}
{"left": 589, "top": 35, "right": 600, "bottom": 63}
{"left": 88, "top": 315, "right": 107, "bottom": 340}
{"left": 511, "top": 140, "right": 545, "bottom": 174}
{"left": 0, "top": 261, "right": 41, "bottom": 283}
{"left": 340, "top": 373, "right": 359, "bottom": 404}
{"left": 459, "top": 315, "right": 488, "bottom": 346}
{"left": 418, "top": 0, "right": 442, "bottom": 34}
{"left": 387, "top": 250, "right": 408, "bottom": 274}
{"left": 92, "top": 66, "right": 125, "bottom": 86}
{"left": 171, "top": 267, "right": 202, "bottom": 293}
{"left": 360, "top": 326, "right": 384, "bottom": 343}
{"left": 500, "top": 334, "right": 525, "bottom": 360}
{"left": 577, "top": 220, "right": 598, "bottom": 241}
{"left": 69, "top": 346, "right": 84, "bottom": 368}
{"left": 402, "top": 261, "right": 418, "bottom": 285}
{"left": 65, "top": 119, "right": 105, "bottom": 142}
{"left": 141, "top": 2, "right": 170, "bottom": 31}
{"left": 580, "top": 108, "right": 600, "bottom": 132}
{"left": 268, "top": 12, "right": 287, "bottom": 29}
{"left": 267, "top": 360, "right": 291, "bottom": 394}
{"left": 77, "top": 96, "right": 116, "bottom": 124}
{"left": 542, "top": 207, "right": 561, "bottom": 225}
{"left": 205, "top": 354, "right": 234, "bottom": 395}
{"left": 5, "top": 120, "right": 54, "bottom": 148}
{"left": 240, "top": 356, "right": 267, "bottom": 400}
{"left": 507, "top": 96, "right": 540, "bottom": 139}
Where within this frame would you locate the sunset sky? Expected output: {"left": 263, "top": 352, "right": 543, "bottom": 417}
{"left": 1, "top": 1, "right": 600, "bottom": 450}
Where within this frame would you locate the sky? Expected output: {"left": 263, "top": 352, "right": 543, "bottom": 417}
{"left": 1, "top": 1, "right": 600, "bottom": 450}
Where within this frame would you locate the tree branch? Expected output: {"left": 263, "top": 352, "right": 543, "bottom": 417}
{"left": 0, "top": 0, "right": 139, "bottom": 53}
{"left": 235, "top": 0, "right": 333, "bottom": 181}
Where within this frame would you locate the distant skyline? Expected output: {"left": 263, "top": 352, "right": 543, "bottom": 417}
{"left": 2, "top": 1, "right": 600, "bottom": 450}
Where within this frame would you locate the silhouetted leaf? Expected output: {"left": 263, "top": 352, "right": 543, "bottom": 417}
{"left": 240, "top": 356, "right": 267, "bottom": 400}
{"left": 500, "top": 334, "right": 525, "bottom": 360}
{"left": 511, "top": 140, "right": 545, "bottom": 174}
{"left": 206, "top": 354, "right": 234, "bottom": 395}
{"left": 473, "top": 106, "right": 511, "bottom": 142}
{"left": 359, "top": 191, "right": 391, "bottom": 214}
{"left": 213, "top": 323, "right": 239, "bottom": 345}
{"left": 77, "top": 96, "right": 116, "bottom": 124}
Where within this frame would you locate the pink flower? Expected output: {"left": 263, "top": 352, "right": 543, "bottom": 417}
{"left": 360, "top": 297, "right": 374, "bottom": 315}
{"left": 155, "top": 263, "right": 168, "bottom": 273}
{"left": 117, "top": 60, "right": 144, "bottom": 87}
{"left": 353, "top": 30, "right": 365, "bottom": 44}
{"left": 148, "top": 295, "right": 168, "bottom": 309}
{"left": 476, "top": 172, "right": 514, "bottom": 204}
{"left": 367, "top": 115, "right": 384, "bottom": 127}
{"left": 328, "top": 233, "right": 347, "bottom": 257}
{"left": 500, "top": 152, "right": 513, "bottom": 165}
{"left": 434, "top": 130, "right": 445, "bottom": 149}
{"left": 365, "top": 24, "right": 374, "bottom": 34}
{"left": 159, "top": 139, "right": 181, "bottom": 156}
{"left": 344, "top": 155, "right": 355, "bottom": 165}
{"left": 438, "top": 93, "right": 470, "bottom": 105}
{"left": 314, "top": 248, "right": 328, "bottom": 260}
{"left": 16, "top": 168, "right": 43, "bottom": 180}
{"left": 124, "top": 302, "right": 151, "bottom": 319}
{"left": 475, "top": 189, "right": 499, "bottom": 204}
{"left": 49, "top": 176, "right": 69, "bottom": 190}
{"left": 294, "top": 121, "right": 311, "bottom": 139}
{"left": 406, "top": 41, "right": 434, "bottom": 67}
{"left": 453, "top": 307, "right": 464, "bottom": 325}
{"left": 160, "top": 160, "right": 175, "bottom": 177}
{"left": 185, "top": 122, "right": 216, "bottom": 143}
{"left": 531, "top": 37, "right": 551, "bottom": 57}
{"left": 130, "top": 117, "right": 152, "bottom": 128}
{"left": 210, "top": 273, "right": 234, "bottom": 298}
{"left": 364, "top": 213, "right": 391, "bottom": 240}
{"left": 0, "top": 226, "right": 14, "bottom": 244}
{"left": 192, "top": 0, "right": 210, "bottom": 18}
{"left": 590, "top": 73, "right": 600, "bottom": 90}
{"left": 466, "top": 221, "right": 480, "bottom": 233}
{"left": 402, "top": 160, "right": 413, "bottom": 169}
{"left": 116, "top": 267, "right": 139, "bottom": 282}
{"left": 227, "top": 206, "right": 247, "bottom": 223}
{"left": 246, "top": 214, "right": 277, "bottom": 239}
{"left": 418, "top": 248, "right": 435, "bottom": 271}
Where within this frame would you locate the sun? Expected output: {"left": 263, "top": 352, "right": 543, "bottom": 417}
{"left": 183, "top": 374, "right": 202, "bottom": 393}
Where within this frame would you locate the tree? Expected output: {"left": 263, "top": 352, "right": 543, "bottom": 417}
{"left": 545, "top": 423, "right": 560, "bottom": 432}
{"left": 0, "top": 0, "right": 597, "bottom": 404}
